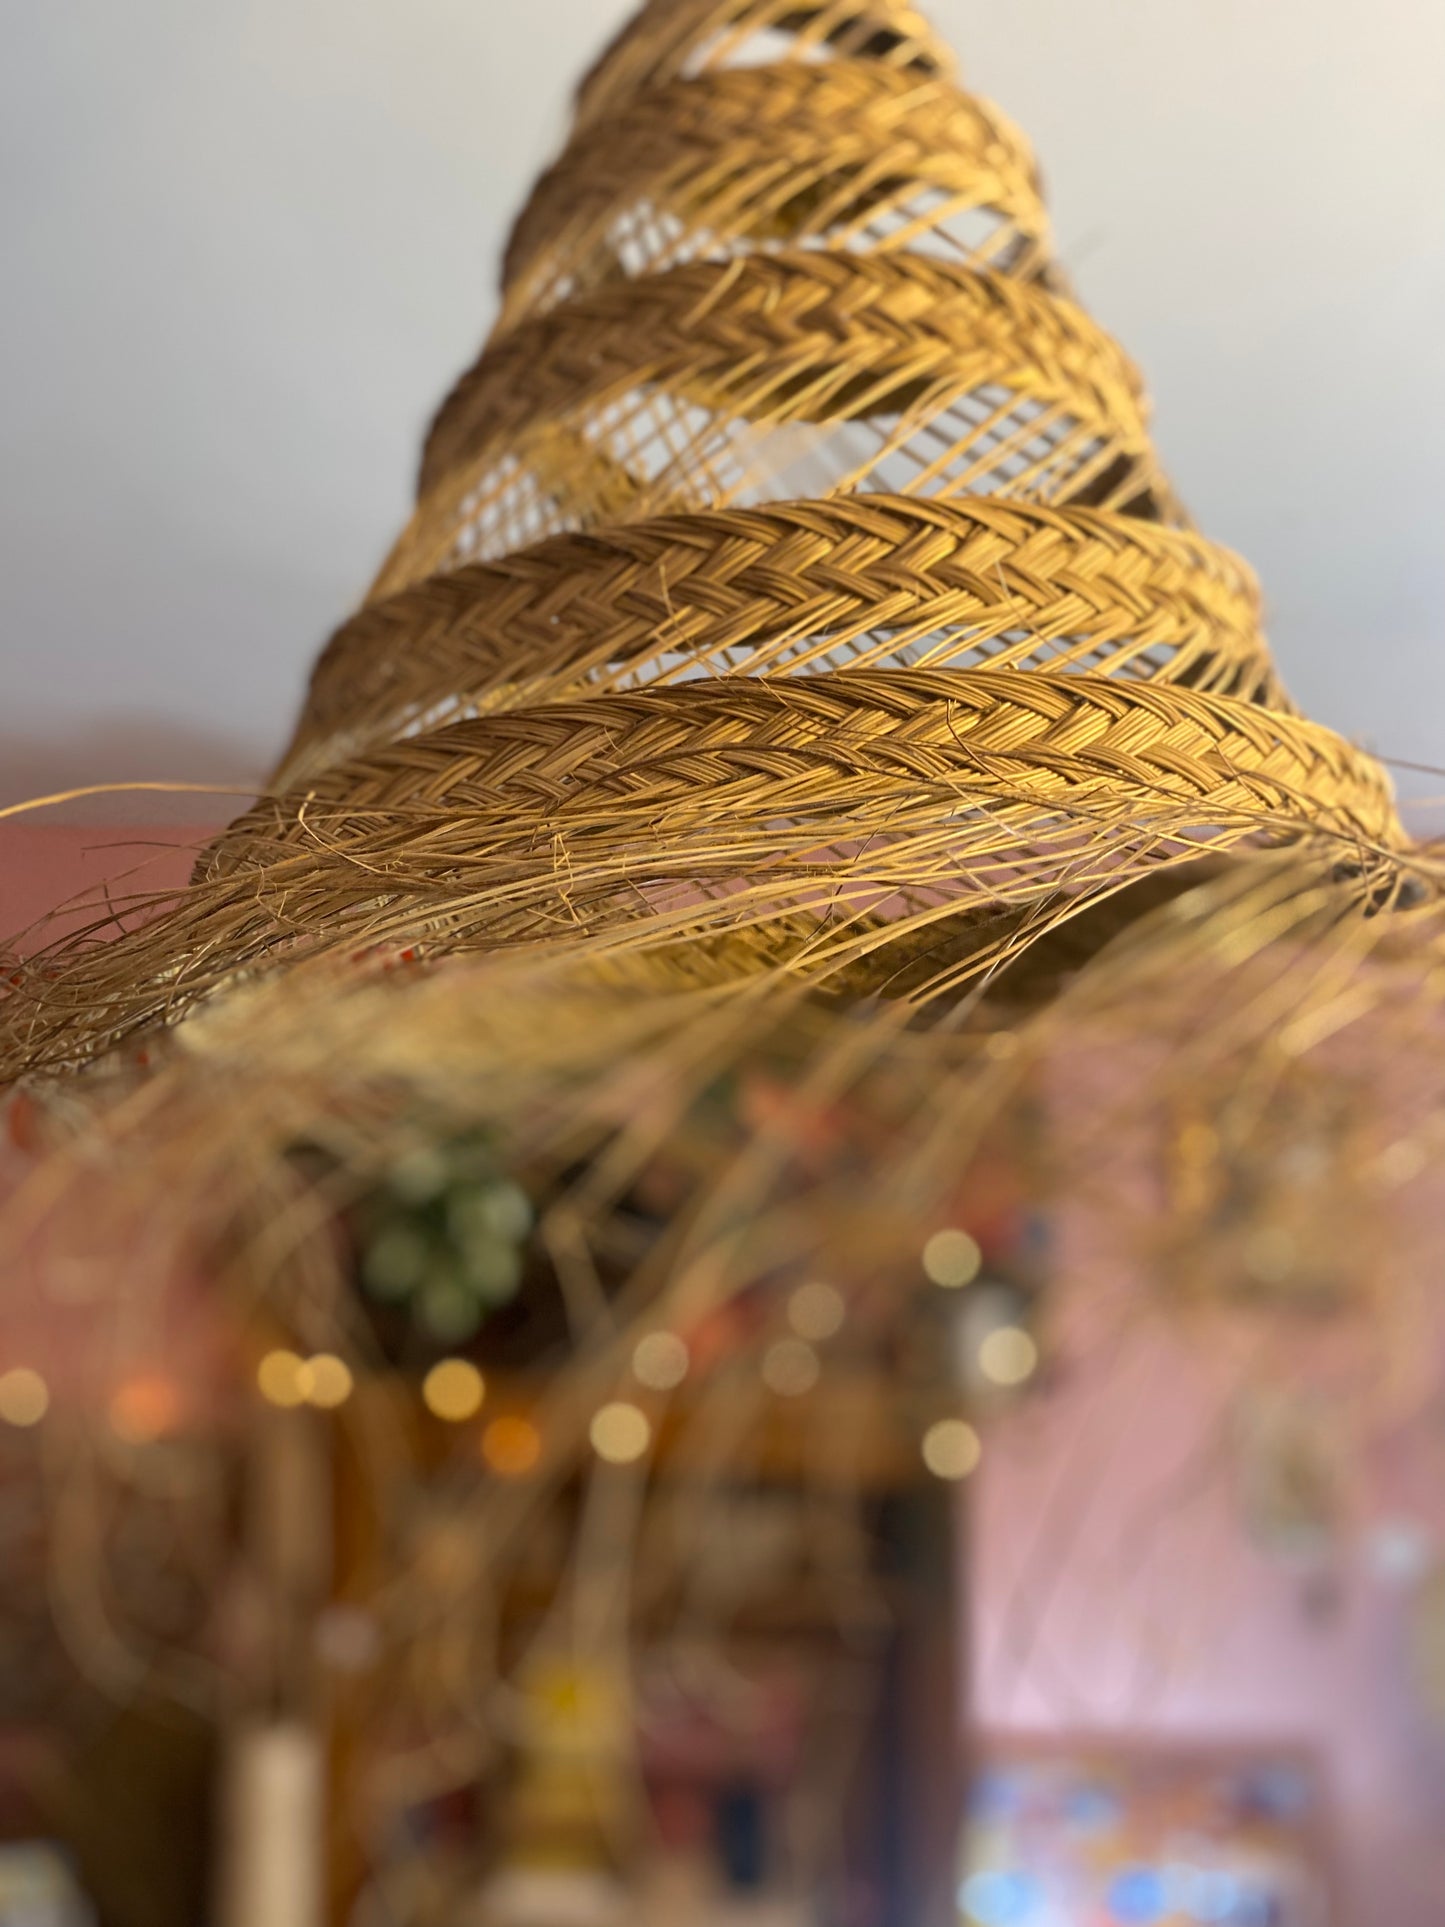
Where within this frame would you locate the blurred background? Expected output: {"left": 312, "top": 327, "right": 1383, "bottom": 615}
{"left": 2, "top": 5, "right": 1444, "bottom": 1926}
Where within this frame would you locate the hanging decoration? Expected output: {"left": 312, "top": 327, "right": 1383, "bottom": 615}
{"left": 2, "top": 1, "right": 1444, "bottom": 1910}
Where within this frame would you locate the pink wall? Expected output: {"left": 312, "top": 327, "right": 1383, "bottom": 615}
{"left": 2, "top": 824, "right": 241, "bottom": 1425}
{"left": 0, "top": 822, "right": 214, "bottom": 954}
{"left": 971, "top": 1255, "right": 1445, "bottom": 1924}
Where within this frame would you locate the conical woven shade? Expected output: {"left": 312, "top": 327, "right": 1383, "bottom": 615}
{"left": 0, "top": 0, "right": 1425, "bottom": 1081}
{"left": 3, "top": 10, "right": 1442, "bottom": 1877}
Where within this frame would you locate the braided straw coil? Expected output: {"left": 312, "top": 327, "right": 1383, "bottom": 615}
{"left": 0, "top": 0, "right": 1422, "bottom": 1082}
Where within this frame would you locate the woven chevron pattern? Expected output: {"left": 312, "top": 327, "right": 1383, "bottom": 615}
{"left": 279, "top": 499, "right": 1279, "bottom": 782}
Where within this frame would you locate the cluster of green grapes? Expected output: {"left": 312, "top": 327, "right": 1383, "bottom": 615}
{"left": 353, "top": 1132, "right": 534, "bottom": 1343}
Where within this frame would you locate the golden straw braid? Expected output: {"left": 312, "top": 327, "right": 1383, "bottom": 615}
{"left": 377, "top": 250, "right": 1165, "bottom": 595}
{"left": 3, "top": 672, "right": 1400, "bottom": 1076}
{"left": 573, "top": 0, "right": 956, "bottom": 132}
{"left": 497, "top": 61, "right": 1050, "bottom": 333}
{"left": 241, "top": 673, "right": 1399, "bottom": 868}
{"left": 0, "top": 0, "right": 1417, "bottom": 1082}
{"left": 281, "top": 498, "right": 1277, "bottom": 784}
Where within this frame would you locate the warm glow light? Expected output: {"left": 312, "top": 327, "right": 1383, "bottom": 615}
{"left": 0, "top": 1367, "right": 49, "bottom": 1429}
{"left": 589, "top": 1401, "right": 652, "bottom": 1465}
{"left": 109, "top": 1373, "right": 182, "bottom": 1444}
{"left": 423, "top": 1358, "right": 486, "bottom": 1422}
{"left": 922, "top": 1228, "right": 982, "bottom": 1289}
{"left": 787, "top": 1281, "right": 845, "bottom": 1343}
{"left": 482, "top": 1415, "right": 542, "bottom": 1477}
{"left": 632, "top": 1330, "right": 690, "bottom": 1391}
{"left": 762, "top": 1337, "right": 820, "bottom": 1398}
{"left": 922, "top": 1419, "right": 982, "bottom": 1481}
{"left": 977, "top": 1326, "right": 1038, "bottom": 1388}
{"left": 257, "top": 1349, "right": 308, "bottom": 1408}
{"left": 305, "top": 1354, "right": 353, "bottom": 1410}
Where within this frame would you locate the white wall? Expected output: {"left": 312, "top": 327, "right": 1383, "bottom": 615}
{"left": 3, "top": 1, "right": 1442, "bottom": 806}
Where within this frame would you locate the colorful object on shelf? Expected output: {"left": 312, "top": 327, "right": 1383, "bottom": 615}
{"left": 963, "top": 1742, "right": 1330, "bottom": 1926}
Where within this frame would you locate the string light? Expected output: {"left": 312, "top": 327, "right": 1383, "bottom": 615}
{"left": 762, "top": 1337, "right": 820, "bottom": 1397}
{"left": 632, "top": 1331, "right": 689, "bottom": 1391}
{"left": 305, "top": 1354, "right": 354, "bottom": 1410}
{"left": 977, "top": 1326, "right": 1038, "bottom": 1388}
{"left": 257, "top": 1349, "right": 308, "bottom": 1408}
{"left": 0, "top": 1367, "right": 49, "bottom": 1429}
{"left": 787, "top": 1281, "right": 845, "bottom": 1342}
{"left": 922, "top": 1228, "right": 982, "bottom": 1289}
{"left": 423, "top": 1358, "right": 486, "bottom": 1422}
{"left": 922, "top": 1419, "right": 982, "bottom": 1481}
{"left": 256, "top": 1348, "right": 354, "bottom": 1410}
{"left": 482, "top": 1415, "right": 542, "bottom": 1477}
{"left": 589, "top": 1401, "right": 652, "bottom": 1465}
{"left": 108, "top": 1373, "right": 182, "bottom": 1444}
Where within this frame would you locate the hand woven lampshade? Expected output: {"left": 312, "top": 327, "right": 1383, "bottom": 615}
{"left": 5, "top": 10, "right": 1442, "bottom": 1919}
{"left": 1, "top": 0, "right": 1423, "bottom": 1084}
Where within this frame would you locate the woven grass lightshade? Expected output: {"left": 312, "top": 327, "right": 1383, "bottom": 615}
{"left": 2, "top": 0, "right": 1433, "bottom": 1087}
{"left": 6, "top": 9, "right": 1445, "bottom": 1885}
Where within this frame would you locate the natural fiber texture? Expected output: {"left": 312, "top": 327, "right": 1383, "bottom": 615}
{"left": 379, "top": 250, "right": 1167, "bottom": 594}
{"left": 280, "top": 498, "right": 1280, "bottom": 782}
{"left": 4, "top": 6, "right": 1444, "bottom": 1855}
{"left": 0, "top": 0, "right": 1424, "bottom": 1080}
{"left": 498, "top": 60, "right": 1050, "bottom": 329}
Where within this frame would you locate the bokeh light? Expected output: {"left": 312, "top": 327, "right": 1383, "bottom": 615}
{"left": 787, "top": 1281, "right": 846, "bottom": 1342}
{"left": 108, "top": 1373, "right": 183, "bottom": 1444}
{"left": 590, "top": 1401, "right": 652, "bottom": 1465}
{"left": 632, "top": 1331, "right": 690, "bottom": 1391}
{"left": 257, "top": 1349, "right": 309, "bottom": 1408}
{"left": 423, "top": 1357, "right": 486, "bottom": 1422}
{"left": 0, "top": 1367, "right": 50, "bottom": 1429}
{"left": 762, "top": 1337, "right": 821, "bottom": 1397}
{"left": 923, "top": 1228, "right": 982, "bottom": 1288}
{"left": 978, "top": 1327, "right": 1039, "bottom": 1388}
{"left": 922, "top": 1419, "right": 982, "bottom": 1481}
{"left": 481, "top": 1415, "right": 542, "bottom": 1477}
{"left": 305, "top": 1353, "right": 353, "bottom": 1410}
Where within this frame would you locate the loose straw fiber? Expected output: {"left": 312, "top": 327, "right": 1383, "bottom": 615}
{"left": 0, "top": 0, "right": 1423, "bottom": 1079}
